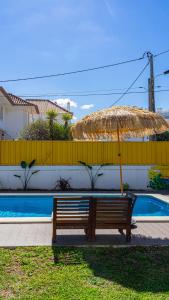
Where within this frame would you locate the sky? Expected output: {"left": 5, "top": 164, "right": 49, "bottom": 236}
{"left": 0, "top": 0, "right": 169, "bottom": 120}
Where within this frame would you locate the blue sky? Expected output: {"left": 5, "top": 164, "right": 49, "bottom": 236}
{"left": 1, "top": 0, "right": 169, "bottom": 120}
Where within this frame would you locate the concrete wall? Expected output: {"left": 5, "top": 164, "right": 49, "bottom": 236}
{"left": 0, "top": 165, "right": 151, "bottom": 190}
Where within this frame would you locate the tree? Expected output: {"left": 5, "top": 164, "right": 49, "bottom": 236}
{"left": 52, "top": 123, "right": 72, "bottom": 140}
{"left": 20, "top": 120, "right": 50, "bottom": 140}
{"left": 62, "top": 113, "right": 72, "bottom": 140}
{"left": 46, "top": 110, "right": 58, "bottom": 140}
{"left": 156, "top": 131, "right": 169, "bottom": 141}
{"left": 62, "top": 113, "right": 72, "bottom": 127}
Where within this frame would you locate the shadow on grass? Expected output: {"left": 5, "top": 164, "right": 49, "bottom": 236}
{"left": 52, "top": 241, "right": 169, "bottom": 293}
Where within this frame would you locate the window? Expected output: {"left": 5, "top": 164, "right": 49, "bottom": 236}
{"left": 0, "top": 107, "right": 3, "bottom": 121}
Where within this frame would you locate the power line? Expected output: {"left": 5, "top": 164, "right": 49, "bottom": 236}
{"left": 0, "top": 49, "right": 168, "bottom": 84}
{"left": 154, "top": 49, "right": 169, "bottom": 57}
{"left": 11, "top": 85, "right": 165, "bottom": 98}
{"left": 0, "top": 56, "right": 145, "bottom": 83}
{"left": 18, "top": 86, "right": 143, "bottom": 97}
{"left": 1, "top": 88, "right": 169, "bottom": 100}
{"left": 20, "top": 89, "right": 169, "bottom": 98}
{"left": 111, "top": 62, "right": 149, "bottom": 106}
{"left": 24, "top": 91, "right": 148, "bottom": 97}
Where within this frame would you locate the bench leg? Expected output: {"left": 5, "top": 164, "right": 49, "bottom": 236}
{"left": 126, "top": 227, "right": 131, "bottom": 242}
{"left": 52, "top": 224, "right": 57, "bottom": 243}
{"left": 84, "top": 228, "right": 89, "bottom": 237}
{"left": 88, "top": 226, "right": 96, "bottom": 241}
{"left": 118, "top": 228, "right": 124, "bottom": 235}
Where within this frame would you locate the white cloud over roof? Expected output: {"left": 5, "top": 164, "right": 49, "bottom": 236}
{"left": 80, "top": 104, "right": 94, "bottom": 110}
{"left": 54, "top": 98, "right": 77, "bottom": 108}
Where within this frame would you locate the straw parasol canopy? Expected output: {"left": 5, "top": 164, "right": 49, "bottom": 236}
{"left": 72, "top": 105, "right": 169, "bottom": 194}
{"left": 71, "top": 106, "right": 169, "bottom": 140}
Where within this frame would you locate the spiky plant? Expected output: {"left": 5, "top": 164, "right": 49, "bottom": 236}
{"left": 14, "top": 159, "right": 39, "bottom": 190}
{"left": 62, "top": 113, "right": 72, "bottom": 127}
{"left": 46, "top": 110, "right": 58, "bottom": 140}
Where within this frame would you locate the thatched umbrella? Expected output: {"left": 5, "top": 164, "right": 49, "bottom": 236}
{"left": 71, "top": 106, "right": 169, "bottom": 194}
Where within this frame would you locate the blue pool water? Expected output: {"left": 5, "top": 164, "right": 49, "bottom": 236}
{"left": 0, "top": 195, "right": 169, "bottom": 218}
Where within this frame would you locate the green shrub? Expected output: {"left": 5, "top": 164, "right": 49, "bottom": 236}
{"left": 148, "top": 169, "right": 169, "bottom": 190}
{"left": 20, "top": 119, "right": 72, "bottom": 141}
{"left": 20, "top": 120, "right": 50, "bottom": 140}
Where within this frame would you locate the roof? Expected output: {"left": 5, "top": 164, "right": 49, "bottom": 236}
{"left": 0, "top": 87, "right": 39, "bottom": 114}
{"left": 26, "top": 99, "right": 72, "bottom": 115}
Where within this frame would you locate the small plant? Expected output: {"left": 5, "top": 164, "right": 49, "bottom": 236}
{"left": 14, "top": 159, "right": 39, "bottom": 190}
{"left": 56, "top": 177, "right": 71, "bottom": 191}
{"left": 78, "top": 161, "right": 110, "bottom": 190}
{"left": 123, "top": 183, "right": 129, "bottom": 191}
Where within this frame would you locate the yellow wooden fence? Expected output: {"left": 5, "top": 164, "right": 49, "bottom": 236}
{"left": 0, "top": 141, "right": 169, "bottom": 166}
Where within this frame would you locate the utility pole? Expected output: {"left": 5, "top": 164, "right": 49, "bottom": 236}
{"left": 147, "top": 52, "right": 155, "bottom": 112}
{"left": 147, "top": 52, "right": 156, "bottom": 141}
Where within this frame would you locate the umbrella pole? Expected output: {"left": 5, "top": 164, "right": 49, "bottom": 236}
{"left": 117, "top": 123, "right": 123, "bottom": 195}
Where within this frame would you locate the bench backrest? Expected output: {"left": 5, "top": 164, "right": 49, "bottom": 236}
{"left": 126, "top": 192, "right": 137, "bottom": 213}
{"left": 53, "top": 197, "right": 91, "bottom": 225}
{"left": 93, "top": 197, "right": 132, "bottom": 226}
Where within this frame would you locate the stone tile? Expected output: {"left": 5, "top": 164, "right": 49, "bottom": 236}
{"left": 0, "top": 222, "right": 169, "bottom": 247}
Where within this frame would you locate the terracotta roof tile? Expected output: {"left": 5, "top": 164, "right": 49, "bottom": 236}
{"left": 0, "top": 87, "right": 39, "bottom": 114}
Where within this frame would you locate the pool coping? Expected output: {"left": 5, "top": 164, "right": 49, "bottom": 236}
{"left": 0, "top": 192, "right": 169, "bottom": 223}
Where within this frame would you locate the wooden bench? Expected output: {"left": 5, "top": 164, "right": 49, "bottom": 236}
{"left": 89, "top": 196, "right": 134, "bottom": 242}
{"left": 52, "top": 196, "right": 92, "bottom": 243}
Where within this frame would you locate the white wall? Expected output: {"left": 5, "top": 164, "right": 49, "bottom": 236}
{"left": 0, "top": 165, "right": 151, "bottom": 190}
{"left": 4, "top": 107, "right": 28, "bottom": 139}
{"left": 0, "top": 92, "right": 29, "bottom": 139}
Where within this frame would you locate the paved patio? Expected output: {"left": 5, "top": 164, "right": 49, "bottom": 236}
{"left": 0, "top": 222, "right": 169, "bottom": 247}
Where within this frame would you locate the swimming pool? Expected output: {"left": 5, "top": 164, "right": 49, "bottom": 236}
{"left": 0, "top": 195, "right": 169, "bottom": 218}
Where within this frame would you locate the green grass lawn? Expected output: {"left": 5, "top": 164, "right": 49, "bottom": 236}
{"left": 0, "top": 246, "right": 169, "bottom": 300}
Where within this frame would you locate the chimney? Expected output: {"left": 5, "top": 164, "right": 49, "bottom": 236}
{"left": 67, "top": 101, "right": 70, "bottom": 111}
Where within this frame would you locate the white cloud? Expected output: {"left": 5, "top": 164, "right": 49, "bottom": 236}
{"left": 72, "top": 116, "right": 77, "bottom": 120}
{"left": 54, "top": 98, "right": 77, "bottom": 108}
{"left": 80, "top": 104, "right": 94, "bottom": 110}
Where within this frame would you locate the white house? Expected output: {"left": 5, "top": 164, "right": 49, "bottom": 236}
{"left": 0, "top": 87, "right": 72, "bottom": 140}
{"left": 27, "top": 99, "right": 72, "bottom": 124}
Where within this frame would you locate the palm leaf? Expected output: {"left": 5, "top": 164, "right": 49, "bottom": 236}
{"left": 20, "top": 161, "right": 27, "bottom": 169}
{"left": 31, "top": 170, "right": 39, "bottom": 175}
{"left": 97, "top": 173, "right": 103, "bottom": 177}
{"left": 29, "top": 159, "right": 36, "bottom": 168}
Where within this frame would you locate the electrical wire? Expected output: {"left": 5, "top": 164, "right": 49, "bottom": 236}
{"left": 1, "top": 88, "right": 169, "bottom": 100}
{"left": 23, "top": 90, "right": 148, "bottom": 97}
{"left": 111, "top": 62, "right": 149, "bottom": 106}
{"left": 0, "top": 56, "right": 145, "bottom": 83}
{"left": 20, "top": 89, "right": 169, "bottom": 97}
{"left": 17, "top": 86, "right": 143, "bottom": 97}
{"left": 0, "top": 49, "right": 168, "bottom": 83}
{"left": 154, "top": 49, "right": 169, "bottom": 57}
